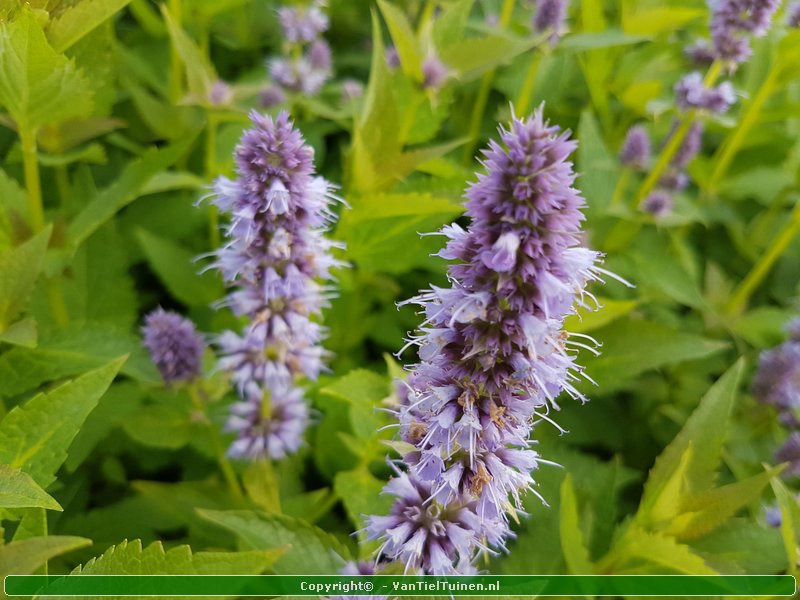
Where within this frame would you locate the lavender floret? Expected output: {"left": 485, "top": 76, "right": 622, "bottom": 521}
{"left": 142, "top": 308, "right": 205, "bottom": 383}
{"left": 619, "top": 125, "right": 651, "bottom": 170}
{"left": 675, "top": 72, "right": 735, "bottom": 113}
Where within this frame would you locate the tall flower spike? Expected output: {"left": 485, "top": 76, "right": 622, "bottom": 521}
{"left": 709, "top": 0, "right": 781, "bottom": 68}
{"left": 675, "top": 72, "right": 736, "bottom": 114}
{"left": 368, "top": 106, "right": 622, "bottom": 574}
{"left": 142, "top": 308, "right": 205, "bottom": 384}
{"left": 210, "top": 111, "right": 344, "bottom": 460}
{"left": 533, "top": 0, "right": 569, "bottom": 44}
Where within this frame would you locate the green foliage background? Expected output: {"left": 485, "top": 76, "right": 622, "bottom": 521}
{"left": 1, "top": 0, "right": 800, "bottom": 593}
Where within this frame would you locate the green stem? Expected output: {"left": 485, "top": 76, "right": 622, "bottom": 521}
{"left": 609, "top": 167, "right": 631, "bottom": 209}
{"left": 46, "top": 279, "right": 69, "bottom": 327}
{"left": 513, "top": 52, "right": 541, "bottom": 117}
{"left": 169, "top": 0, "right": 183, "bottom": 104}
{"left": 462, "top": 0, "right": 515, "bottom": 164}
{"left": 189, "top": 383, "right": 244, "bottom": 499}
{"left": 55, "top": 165, "right": 70, "bottom": 210}
{"left": 726, "top": 204, "right": 800, "bottom": 317}
{"left": 707, "top": 64, "right": 780, "bottom": 193}
{"left": 20, "top": 129, "right": 45, "bottom": 233}
{"left": 633, "top": 113, "right": 695, "bottom": 207}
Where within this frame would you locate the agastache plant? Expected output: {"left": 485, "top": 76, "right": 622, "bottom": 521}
{"left": 365, "top": 107, "right": 627, "bottom": 574}
{"left": 209, "top": 110, "right": 344, "bottom": 460}
{"left": 142, "top": 308, "right": 206, "bottom": 384}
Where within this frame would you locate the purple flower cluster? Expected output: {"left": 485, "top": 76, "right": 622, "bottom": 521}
{"left": 142, "top": 308, "right": 205, "bottom": 384}
{"left": 366, "top": 108, "right": 619, "bottom": 574}
{"left": 210, "top": 110, "right": 343, "bottom": 460}
{"left": 753, "top": 318, "right": 800, "bottom": 475}
{"left": 694, "top": 0, "right": 782, "bottom": 68}
{"left": 533, "top": 0, "right": 569, "bottom": 44}
{"left": 421, "top": 55, "right": 451, "bottom": 91}
{"left": 619, "top": 125, "right": 651, "bottom": 171}
{"left": 675, "top": 72, "right": 736, "bottom": 114}
{"left": 265, "top": 2, "right": 332, "bottom": 101}
{"left": 789, "top": 2, "right": 800, "bottom": 27}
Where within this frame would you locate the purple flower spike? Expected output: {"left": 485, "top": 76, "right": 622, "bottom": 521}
{"left": 642, "top": 190, "right": 674, "bottom": 218}
{"left": 753, "top": 339, "right": 800, "bottom": 412}
{"left": 142, "top": 308, "right": 205, "bottom": 384}
{"left": 210, "top": 111, "right": 344, "bottom": 460}
{"left": 533, "top": 0, "right": 569, "bottom": 43}
{"left": 260, "top": 85, "right": 286, "bottom": 108}
{"left": 385, "top": 46, "right": 401, "bottom": 69}
{"left": 675, "top": 72, "right": 736, "bottom": 114}
{"left": 710, "top": 0, "right": 781, "bottom": 67}
{"left": 789, "top": 2, "right": 800, "bottom": 27}
{"left": 365, "top": 472, "right": 507, "bottom": 575}
{"left": 208, "top": 80, "right": 234, "bottom": 106}
{"left": 672, "top": 121, "right": 704, "bottom": 169}
{"left": 367, "top": 106, "right": 621, "bottom": 574}
{"left": 685, "top": 40, "right": 716, "bottom": 66}
{"left": 619, "top": 125, "right": 651, "bottom": 171}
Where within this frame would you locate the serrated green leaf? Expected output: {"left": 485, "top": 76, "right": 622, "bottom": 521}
{"left": 242, "top": 460, "right": 281, "bottom": 513}
{"left": 559, "top": 474, "right": 593, "bottom": 574}
{"left": 440, "top": 33, "right": 539, "bottom": 81}
{"left": 334, "top": 468, "right": 393, "bottom": 539}
{"left": 320, "top": 369, "right": 390, "bottom": 439}
{"left": 46, "top": 0, "right": 133, "bottom": 52}
{"left": 0, "top": 10, "right": 93, "bottom": 130}
{"left": 667, "top": 466, "right": 782, "bottom": 541}
{"left": 54, "top": 539, "right": 284, "bottom": 600}
{"left": 0, "top": 227, "right": 51, "bottom": 332}
{"left": 584, "top": 319, "right": 729, "bottom": 389}
{"left": 610, "top": 527, "right": 717, "bottom": 574}
{"left": 122, "top": 404, "right": 192, "bottom": 450}
{"left": 639, "top": 443, "right": 693, "bottom": 529}
{"left": 0, "top": 323, "right": 157, "bottom": 399}
{"left": 0, "top": 358, "right": 125, "bottom": 488}
{"left": 577, "top": 110, "right": 616, "bottom": 217}
{"left": 197, "top": 509, "right": 350, "bottom": 574}
{"left": 689, "top": 518, "right": 787, "bottom": 574}
{"left": 565, "top": 297, "right": 638, "bottom": 334}
{"left": 68, "top": 138, "right": 194, "bottom": 248}
{"left": 335, "top": 192, "right": 462, "bottom": 273}
{"left": 640, "top": 360, "right": 744, "bottom": 516}
{"left": 0, "top": 464, "right": 61, "bottom": 511}
{"left": 0, "top": 536, "right": 91, "bottom": 582}
{"left": 135, "top": 228, "right": 223, "bottom": 307}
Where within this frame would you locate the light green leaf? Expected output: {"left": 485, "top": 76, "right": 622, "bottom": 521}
{"left": 320, "top": 369, "right": 390, "bottom": 439}
{"left": 0, "top": 317, "right": 37, "bottom": 347}
{"left": 689, "top": 518, "right": 787, "bottom": 574}
{"left": 46, "top": 0, "right": 134, "bottom": 52}
{"left": 560, "top": 30, "right": 649, "bottom": 52}
{"left": 585, "top": 319, "right": 729, "bottom": 389}
{"left": 0, "top": 464, "right": 61, "bottom": 511}
{"left": 0, "top": 10, "right": 93, "bottom": 130}
{"left": 0, "top": 323, "right": 157, "bottom": 399}
{"left": 440, "top": 33, "right": 539, "bottom": 81}
{"left": 432, "top": 0, "right": 472, "bottom": 48}
{"left": 197, "top": 509, "right": 350, "bottom": 574}
{"left": 577, "top": 110, "right": 616, "bottom": 217}
{"left": 640, "top": 444, "right": 693, "bottom": 528}
{"left": 135, "top": 229, "right": 223, "bottom": 308}
{"left": 640, "top": 360, "right": 744, "bottom": 516}
{"left": 622, "top": 7, "right": 705, "bottom": 36}
{"left": 565, "top": 298, "right": 638, "bottom": 334}
{"left": 0, "top": 227, "right": 51, "bottom": 332}
{"left": 611, "top": 527, "right": 717, "bottom": 574}
{"left": 0, "top": 358, "right": 125, "bottom": 488}
{"left": 335, "top": 192, "right": 462, "bottom": 274}
{"left": 161, "top": 4, "right": 216, "bottom": 100}
{"left": 377, "top": 0, "right": 422, "bottom": 80}
{"left": 667, "top": 466, "right": 782, "bottom": 541}
{"left": 334, "top": 468, "right": 393, "bottom": 538}
{"left": 559, "top": 474, "right": 593, "bottom": 574}
{"left": 242, "top": 461, "right": 281, "bottom": 513}
{"left": 68, "top": 138, "right": 194, "bottom": 248}
{"left": 0, "top": 536, "right": 91, "bottom": 581}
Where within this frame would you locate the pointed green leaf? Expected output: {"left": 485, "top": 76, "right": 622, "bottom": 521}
{"left": 46, "top": 0, "right": 134, "bottom": 52}
{"left": 320, "top": 369, "right": 390, "bottom": 439}
{"left": 640, "top": 360, "right": 744, "bottom": 511}
{"left": 0, "top": 227, "right": 51, "bottom": 332}
{"left": 0, "top": 358, "right": 125, "bottom": 488}
{"left": 68, "top": 138, "right": 195, "bottom": 248}
{"left": 0, "top": 10, "right": 93, "bottom": 130}
{"left": 161, "top": 4, "right": 216, "bottom": 100}
{"left": 0, "top": 536, "right": 91, "bottom": 581}
{"left": 377, "top": 0, "right": 422, "bottom": 80}
{"left": 334, "top": 468, "right": 393, "bottom": 538}
{"left": 440, "top": 34, "right": 540, "bottom": 81}
{"left": 639, "top": 443, "right": 693, "bottom": 528}
{"left": 612, "top": 527, "right": 717, "bottom": 574}
{"left": 0, "top": 317, "right": 38, "bottom": 347}
{"left": 559, "top": 474, "right": 593, "bottom": 574}
{"left": 197, "top": 509, "right": 350, "bottom": 574}
{"left": 0, "top": 464, "right": 61, "bottom": 511}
